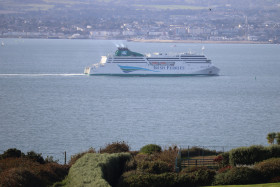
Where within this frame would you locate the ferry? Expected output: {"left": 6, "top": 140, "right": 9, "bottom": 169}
{"left": 84, "top": 47, "right": 219, "bottom": 76}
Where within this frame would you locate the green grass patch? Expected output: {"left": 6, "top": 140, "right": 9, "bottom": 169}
{"left": 57, "top": 153, "right": 131, "bottom": 187}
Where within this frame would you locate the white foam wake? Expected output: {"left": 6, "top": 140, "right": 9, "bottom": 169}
{"left": 0, "top": 73, "right": 84, "bottom": 77}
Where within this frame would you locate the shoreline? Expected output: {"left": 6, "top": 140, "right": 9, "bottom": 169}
{"left": 130, "top": 39, "right": 271, "bottom": 44}
{"left": 1, "top": 37, "right": 273, "bottom": 44}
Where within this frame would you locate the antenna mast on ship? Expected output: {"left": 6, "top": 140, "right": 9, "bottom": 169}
{"left": 202, "top": 46, "right": 205, "bottom": 55}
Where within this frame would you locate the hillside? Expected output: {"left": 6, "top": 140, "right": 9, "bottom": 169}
{"left": 0, "top": 0, "right": 279, "bottom": 14}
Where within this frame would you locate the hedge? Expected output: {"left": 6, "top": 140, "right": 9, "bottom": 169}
{"left": 118, "top": 168, "right": 215, "bottom": 187}
{"left": 137, "top": 160, "right": 172, "bottom": 174}
{"left": 213, "top": 167, "right": 262, "bottom": 185}
{"left": 118, "top": 172, "right": 178, "bottom": 187}
{"left": 229, "top": 145, "right": 280, "bottom": 166}
{"left": 254, "top": 158, "right": 280, "bottom": 182}
{"left": 60, "top": 153, "right": 131, "bottom": 187}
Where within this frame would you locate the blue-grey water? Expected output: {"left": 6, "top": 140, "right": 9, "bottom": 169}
{"left": 0, "top": 39, "right": 280, "bottom": 161}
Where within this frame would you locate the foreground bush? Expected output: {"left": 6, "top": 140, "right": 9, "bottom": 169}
{"left": 156, "top": 146, "right": 178, "bottom": 171}
{"left": 61, "top": 153, "right": 131, "bottom": 187}
{"left": 118, "top": 168, "right": 215, "bottom": 187}
{"left": 118, "top": 172, "right": 180, "bottom": 187}
{"left": 0, "top": 168, "right": 43, "bottom": 187}
{"left": 213, "top": 167, "right": 262, "bottom": 185}
{"left": 254, "top": 158, "right": 280, "bottom": 182}
{"left": 214, "top": 152, "right": 230, "bottom": 168}
{"left": 0, "top": 148, "right": 57, "bottom": 164}
{"left": 229, "top": 145, "right": 280, "bottom": 166}
{"left": 0, "top": 158, "right": 69, "bottom": 187}
{"left": 137, "top": 160, "right": 172, "bottom": 174}
{"left": 180, "top": 167, "right": 216, "bottom": 186}
{"left": 229, "top": 145, "right": 270, "bottom": 166}
{"left": 269, "top": 145, "right": 280, "bottom": 158}
{"left": 100, "top": 141, "right": 130, "bottom": 154}
{"left": 26, "top": 151, "right": 45, "bottom": 164}
{"left": 0, "top": 148, "right": 23, "bottom": 159}
{"left": 140, "top": 144, "right": 162, "bottom": 154}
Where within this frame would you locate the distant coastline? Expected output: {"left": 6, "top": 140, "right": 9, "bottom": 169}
{"left": 0, "top": 37, "right": 273, "bottom": 44}
{"left": 130, "top": 39, "right": 271, "bottom": 44}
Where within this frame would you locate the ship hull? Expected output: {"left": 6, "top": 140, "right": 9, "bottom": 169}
{"left": 85, "top": 63, "right": 219, "bottom": 76}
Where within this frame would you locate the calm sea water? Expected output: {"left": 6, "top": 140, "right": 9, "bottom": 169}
{"left": 0, "top": 39, "right": 280, "bottom": 161}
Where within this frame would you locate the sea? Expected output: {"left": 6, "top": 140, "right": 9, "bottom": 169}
{"left": 0, "top": 38, "right": 280, "bottom": 162}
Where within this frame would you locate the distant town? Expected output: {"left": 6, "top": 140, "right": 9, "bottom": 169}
{"left": 0, "top": 0, "right": 280, "bottom": 43}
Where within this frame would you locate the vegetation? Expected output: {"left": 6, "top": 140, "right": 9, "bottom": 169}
{"left": 213, "top": 167, "right": 262, "bottom": 185}
{"left": 68, "top": 147, "right": 96, "bottom": 166}
{"left": 139, "top": 144, "right": 162, "bottom": 154}
{"left": 58, "top": 153, "right": 131, "bottom": 187}
{"left": 2, "top": 142, "right": 280, "bottom": 187}
{"left": 267, "top": 132, "right": 280, "bottom": 145}
{"left": 181, "top": 146, "right": 220, "bottom": 158}
{"left": 254, "top": 158, "right": 280, "bottom": 183}
{"left": 267, "top": 132, "right": 277, "bottom": 144}
{"left": 100, "top": 141, "right": 130, "bottom": 154}
{"left": 0, "top": 149, "right": 69, "bottom": 187}
{"left": 229, "top": 145, "right": 270, "bottom": 166}
{"left": 277, "top": 132, "right": 280, "bottom": 145}
{"left": 211, "top": 184, "right": 280, "bottom": 187}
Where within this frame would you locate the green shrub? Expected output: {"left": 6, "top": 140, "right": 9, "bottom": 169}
{"left": 156, "top": 146, "right": 178, "bottom": 171}
{"left": 118, "top": 172, "right": 179, "bottom": 187}
{"left": 254, "top": 158, "right": 280, "bottom": 182}
{"left": 140, "top": 144, "right": 162, "bottom": 154}
{"left": 229, "top": 145, "right": 270, "bottom": 166}
{"left": 179, "top": 167, "right": 215, "bottom": 186}
{"left": 213, "top": 152, "right": 230, "bottom": 168}
{"left": 269, "top": 145, "right": 280, "bottom": 158}
{"left": 213, "top": 167, "right": 262, "bottom": 185}
{"left": 100, "top": 141, "right": 130, "bottom": 154}
{"left": 137, "top": 160, "right": 172, "bottom": 174}
{"left": 44, "top": 155, "right": 59, "bottom": 163}
{"left": 221, "top": 152, "right": 230, "bottom": 167}
{"left": 68, "top": 147, "right": 95, "bottom": 166}
{"left": 101, "top": 153, "right": 132, "bottom": 186}
{"left": 177, "top": 173, "right": 195, "bottom": 187}
{"left": 0, "top": 148, "right": 23, "bottom": 159}
{"left": 124, "top": 157, "right": 137, "bottom": 171}
{"left": 188, "top": 167, "right": 216, "bottom": 186}
{"left": 63, "top": 153, "right": 131, "bottom": 187}
{"left": 26, "top": 151, "right": 45, "bottom": 164}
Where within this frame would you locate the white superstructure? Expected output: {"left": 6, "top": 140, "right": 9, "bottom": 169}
{"left": 84, "top": 47, "right": 219, "bottom": 76}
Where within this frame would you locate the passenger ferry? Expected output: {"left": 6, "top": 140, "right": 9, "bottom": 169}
{"left": 84, "top": 47, "right": 219, "bottom": 76}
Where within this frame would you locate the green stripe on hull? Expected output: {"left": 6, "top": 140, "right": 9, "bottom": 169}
{"left": 87, "top": 74, "right": 218, "bottom": 77}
